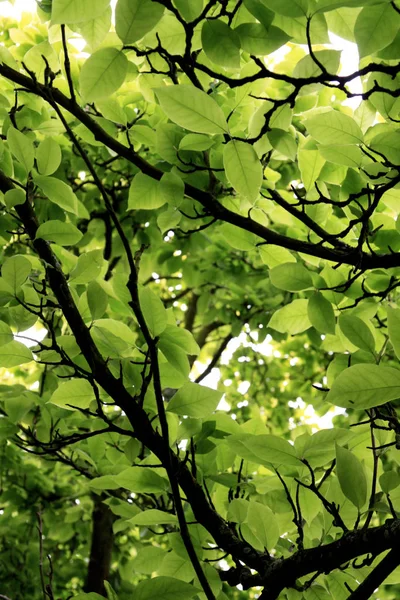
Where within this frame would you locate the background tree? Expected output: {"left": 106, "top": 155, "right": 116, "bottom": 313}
{"left": 1, "top": 0, "right": 400, "bottom": 598}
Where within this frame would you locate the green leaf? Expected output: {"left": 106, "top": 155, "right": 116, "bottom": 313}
{"left": 226, "top": 433, "right": 301, "bottom": 467}
{"left": 93, "top": 319, "right": 137, "bottom": 347}
{"left": 354, "top": 3, "right": 400, "bottom": 58}
{"left": 370, "top": 131, "right": 400, "bottom": 165}
{"left": 104, "top": 582, "right": 118, "bottom": 600}
{"left": 380, "top": 471, "right": 400, "bottom": 494}
{"left": 268, "top": 129, "right": 297, "bottom": 160}
{"left": 298, "top": 147, "right": 325, "bottom": 190}
{"left": 80, "top": 48, "right": 128, "bottom": 102}
{"left": 223, "top": 140, "right": 262, "bottom": 201}
{"left": 48, "top": 379, "right": 94, "bottom": 410}
{"left": 160, "top": 172, "right": 185, "bottom": 208}
{"left": 336, "top": 444, "right": 367, "bottom": 508}
{"left": 36, "top": 137, "right": 62, "bottom": 175}
{"left": 129, "top": 510, "right": 177, "bottom": 526}
{"left": 201, "top": 19, "right": 241, "bottom": 69}
{"left": 70, "top": 250, "right": 104, "bottom": 284}
{"left": 135, "top": 576, "right": 199, "bottom": 600}
{"left": 87, "top": 281, "right": 108, "bottom": 320}
{"left": 115, "top": 0, "right": 164, "bottom": 44}
{"left": 0, "top": 321, "right": 13, "bottom": 346}
{"left": 167, "top": 382, "right": 223, "bottom": 418}
{"left": 308, "top": 292, "right": 336, "bottom": 334}
{"left": 0, "top": 341, "right": 33, "bottom": 367}
{"left": 236, "top": 23, "right": 290, "bottom": 56}
{"left": 269, "top": 299, "right": 311, "bottom": 334}
{"left": 338, "top": 314, "right": 375, "bottom": 353}
{"left": 305, "top": 110, "right": 363, "bottom": 145}
{"left": 220, "top": 223, "right": 258, "bottom": 250}
{"left": 159, "top": 551, "right": 195, "bottom": 582}
{"left": 35, "top": 220, "right": 83, "bottom": 246}
{"left": 7, "top": 127, "right": 34, "bottom": 173}
{"left": 33, "top": 175, "right": 89, "bottom": 218}
{"left": 115, "top": 468, "right": 169, "bottom": 493}
{"left": 138, "top": 286, "right": 168, "bottom": 337}
{"left": 4, "top": 189, "right": 25, "bottom": 209}
{"left": 262, "top": 0, "right": 309, "bottom": 17}
{"left": 301, "top": 428, "right": 354, "bottom": 467}
{"left": 2, "top": 255, "right": 31, "bottom": 293}
{"left": 51, "top": 0, "right": 110, "bottom": 23}
{"left": 327, "top": 364, "right": 400, "bottom": 409}
{"left": 247, "top": 502, "right": 279, "bottom": 550}
{"left": 227, "top": 499, "right": 249, "bottom": 523}
{"left": 77, "top": 7, "right": 112, "bottom": 49}
{"left": 293, "top": 49, "right": 341, "bottom": 78}
{"left": 388, "top": 307, "right": 400, "bottom": 360}
{"left": 259, "top": 245, "right": 296, "bottom": 268}
{"left": 319, "top": 144, "right": 363, "bottom": 167}
{"left": 128, "top": 173, "right": 164, "bottom": 210}
{"left": 154, "top": 86, "right": 229, "bottom": 135}
{"left": 270, "top": 262, "right": 312, "bottom": 292}
{"left": 179, "top": 134, "right": 214, "bottom": 152}
{"left": 159, "top": 325, "right": 200, "bottom": 355}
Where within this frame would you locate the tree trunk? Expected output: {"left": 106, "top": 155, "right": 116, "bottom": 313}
{"left": 84, "top": 494, "right": 114, "bottom": 597}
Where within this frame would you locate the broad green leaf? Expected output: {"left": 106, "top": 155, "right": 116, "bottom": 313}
{"left": 157, "top": 207, "right": 181, "bottom": 233}
{"left": 298, "top": 147, "right": 325, "bottom": 190}
{"left": 259, "top": 245, "right": 296, "bottom": 268}
{"left": 48, "top": 379, "right": 94, "bottom": 410}
{"left": 227, "top": 499, "right": 249, "bottom": 523}
{"left": 134, "top": 547, "right": 166, "bottom": 574}
{"left": 339, "top": 314, "right": 375, "bottom": 353}
{"left": 263, "top": 0, "right": 308, "bottom": 17}
{"left": 2, "top": 255, "right": 31, "bottom": 293}
{"left": 4, "top": 189, "right": 25, "bottom": 209}
{"left": 52, "top": 0, "right": 110, "bottom": 23}
{"left": 269, "top": 299, "right": 311, "bottom": 334}
{"left": 327, "top": 364, "right": 400, "bottom": 409}
{"left": 160, "top": 172, "right": 185, "bottom": 208}
{"left": 35, "top": 220, "right": 83, "bottom": 246}
{"left": 128, "top": 173, "right": 164, "bottom": 210}
{"left": 115, "top": 468, "right": 169, "bottom": 493}
{"left": 268, "top": 128, "right": 297, "bottom": 160}
{"left": 159, "top": 552, "right": 195, "bottom": 582}
{"left": 7, "top": 127, "right": 34, "bottom": 173}
{"left": 159, "top": 338, "right": 190, "bottom": 376}
{"left": 135, "top": 576, "right": 199, "bottom": 600}
{"left": 167, "top": 382, "right": 223, "bottom": 418}
{"left": 77, "top": 7, "right": 112, "bottom": 49}
{"left": 0, "top": 341, "right": 33, "bottom": 367}
{"left": 220, "top": 223, "right": 258, "bottom": 250}
{"left": 202, "top": 20, "right": 241, "bottom": 69}
{"left": 226, "top": 433, "right": 301, "bottom": 467}
{"left": 70, "top": 250, "right": 104, "bottom": 284}
{"left": 154, "top": 86, "right": 229, "bottom": 135}
{"left": 293, "top": 49, "right": 341, "bottom": 78}
{"left": 179, "top": 134, "right": 214, "bottom": 152}
{"left": 305, "top": 111, "right": 363, "bottom": 145}
{"left": 236, "top": 23, "right": 290, "bottom": 56}
{"left": 336, "top": 444, "right": 367, "bottom": 508}
{"left": 115, "top": 0, "right": 164, "bottom": 44}
{"left": 247, "top": 502, "right": 279, "bottom": 550}
{"left": 270, "top": 262, "right": 312, "bottom": 292}
{"left": 380, "top": 471, "right": 400, "bottom": 494}
{"left": 319, "top": 144, "right": 363, "bottom": 167}
{"left": 138, "top": 286, "right": 168, "bottom": 337}
{"left": 129, "top": 510, "right": 177, "bottom": 526}
{"left": 223, "top": 140, "right": 262, "bottom": 201}
{"left": 93, "top": 319, "right": 137, "bottom": 347}
{"left": 104, "top": 582, "right": 118, "bottom": 600}
{"left": 159, "top": 325, "right": 200, "bottom": 355}
{"left": 87, "top": 281, "right": 108, "bottom": 320}
{"left": 388, "top": 306, "right": 400, "bottom": 360}
{"left": 308, "top": 292, "right": 336, "bottom": 334}
{"left": 0, "top": 321, "right": 13, "bottom": 346}
{"left": 80, "top": 48, "right": 128, "bottom": 102}
{"left": 370, "top": 131, "right": 400, "bottom": 165}
{"left": 301, "top": 428, "right": 354, "bottom": 467}
{"left": 36, "top": 137, "right": 62, "bottom": 176}
{"left": 97, "top": 98, "right": 128, "bottom": 125}
{"left": 354, "top": 3, "right": 400, "bottom": 58}
{"left": 33, "top": 175, "right": 89, "bottom": 218}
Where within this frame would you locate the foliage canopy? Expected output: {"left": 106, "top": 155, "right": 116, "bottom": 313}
{"left": 2, "top": 0, "right": 400, "bottom": 599}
